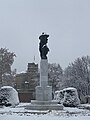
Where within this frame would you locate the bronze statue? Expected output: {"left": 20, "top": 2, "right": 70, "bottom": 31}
{"left": 39, "top": 33, "right": 49, "bottom": 59}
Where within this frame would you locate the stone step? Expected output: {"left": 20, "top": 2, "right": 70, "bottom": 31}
{"left": 31, "top": 100, "right": 59, "bottom": 105}
{"left": 25, "top": 104, "right": 63, "bottom": 110}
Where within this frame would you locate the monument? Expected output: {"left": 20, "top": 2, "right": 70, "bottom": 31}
{"left": 26, "top": 33, "right": 63, "bottom": 110}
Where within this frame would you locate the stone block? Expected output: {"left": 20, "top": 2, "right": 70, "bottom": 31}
{"left": 25, "top": 104, "right": 63, "bottom": 110}
{"left": 40, "top": 59, "right": 48, "bottom": 86}
{"left": 36, "top": 86, "right": 52, "bottom": 101}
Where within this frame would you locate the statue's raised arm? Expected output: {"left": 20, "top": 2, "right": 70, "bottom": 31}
{"left": 39, "top": 33, "right": 49, "bottom": 59}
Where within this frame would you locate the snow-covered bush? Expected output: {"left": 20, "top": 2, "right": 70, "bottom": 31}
{"left": 54, "top": 87, "right": 80, "bottom": 107}
{"left": 0, "top": 86, "right": 19, "bottom": 107}
{"left": 54, "top": 90, "right": 64, "bottom": 104}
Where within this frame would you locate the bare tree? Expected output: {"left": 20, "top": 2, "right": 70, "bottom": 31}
{"left": 48, "top": 63, "right": 63, "bottom": 93}
{"left": 63, "top": 56, "right": 90, "bottom": 100}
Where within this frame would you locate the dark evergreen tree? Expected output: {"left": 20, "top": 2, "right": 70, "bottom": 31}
{"left": 0, "top": 48, "right": 16, "bottom": 85}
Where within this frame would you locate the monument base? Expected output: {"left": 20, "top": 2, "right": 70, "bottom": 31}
{"left": 25, "top": 100, "right": 63, "bottom": 110}
{"left": 25, "top": 59, "right": 63, "bottom": 110}
{"left": 36, "top": 86, "right": 52, "bottom": 101}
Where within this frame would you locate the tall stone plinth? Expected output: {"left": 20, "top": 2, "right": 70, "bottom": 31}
{"left": 36, "top": 59, "right": 52, "bottom": 101}
{"left": 40, "top": 59, "right": 48, "bottom": 86}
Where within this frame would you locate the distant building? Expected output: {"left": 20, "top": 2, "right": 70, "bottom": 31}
{"left": 14, "top": 63, "right": 39, "bottom": 102}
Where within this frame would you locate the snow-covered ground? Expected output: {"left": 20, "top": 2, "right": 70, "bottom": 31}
{"left": 0, "top": 103, "right": 90, "bottom": 120}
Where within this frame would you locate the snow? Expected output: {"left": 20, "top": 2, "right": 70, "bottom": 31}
{"left": 0, "top": 114, "right": 90, "bottom": 120}
{"left": 63, "top": 87, "right": 77, "bottom": 91}
{"left": 25, "top": 81, "right": 29, "bottom": 84}
{"left": 0, "top": 104, "right": 90, "bottom": 120}
{"left": 0, "top": 86, "right": 19, "bottom": 106}
{"left": 1, "top": 86, "right": 13, "bottom": 89}
{"left": 2, "top": 73, "right": 10, "bottom": 76}
{"left": 81, "top": 104, "right": 90, "bottom": 107}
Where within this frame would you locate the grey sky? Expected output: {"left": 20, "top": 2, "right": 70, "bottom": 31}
{"left": 0, "top": 0, "right": 90, "bottom": 72}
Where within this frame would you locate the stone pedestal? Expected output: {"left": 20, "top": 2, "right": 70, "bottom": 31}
{"left": 36, "top": 86, "right": 52, "bottom": 101}
{"left": 25, "top": 59, "right": 63, "bottom": 110}
{"left": 36, "top": 59, "right": 52, "bottom": 101}
{"left": 40, "top": 59, "right": 48, "bottom": 86}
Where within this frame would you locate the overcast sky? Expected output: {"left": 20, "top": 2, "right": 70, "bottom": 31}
{"left": 0, "top": 0, "right": 90, "bottom": 72}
